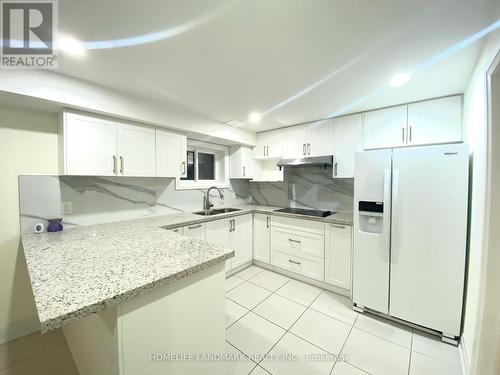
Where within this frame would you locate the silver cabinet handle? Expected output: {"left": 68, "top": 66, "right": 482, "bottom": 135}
{"left": 113, "top": 155, "right": 117, "bottom": 175}
{"left": 229, "top": 219, "right": 232, "bottom": 232}
{"left": 307, "top": 143, "right": 311, "bottom": 155}
{"left": 402, "top": 127, "right": 405, "bottom": 143}
{"left": 409, "top": 126, "right": 413, "bottom": 143}
{"left": 263, "top": 145, "right": 266, "bottom": 156}
{"left": 332, "top": 224, "right": 346, "bottom": 229}
{"left": 334, "top": 162, "right": 338, "bottom": 177}
{"left": 119, "top": 156, "right": 124, "bottom": 174}
{"left": 266, "top": 216, "right": 270, "bottom": 228}
{"left": 181, "top": 161, "right": 186, "bottom": 175}
{"left": 232, "top": 219, "right": 235, "bottom": 232}
{"left": 303, "top": 144, "right": 306, "bottom": 155}
{"left": 289, "top": 238, "right": 301, "bottom": 244}
{"left": 288, "top": 259, "right": 301, "bottom": 265}
{"left": 188, "top": 224, "right": 202, "bottom": 230}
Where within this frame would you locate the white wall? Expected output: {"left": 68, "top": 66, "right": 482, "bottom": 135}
{"left": 0, "top": 105, "right": 60, "bottom": 343}
{"left": 461, "top": 30, "right": 500, "bottom": 372}
{"left": 0, "top": 70, "right": 256, "bottom": 146}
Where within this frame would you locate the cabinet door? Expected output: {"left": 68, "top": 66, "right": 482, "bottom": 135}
{"left": 266, "top": 128, "right": 284, "bottom": 158}
{"left": 63, "top": 113, "right": 117, "bottom": 176}
{"left": 231, "top": 215, "right": 253, "bottom": 269}
{"left": 332, "top": 114, "right": 363, "bottom": 178}
{"left": 325, "top": 224, "right": 352, "bottom": 290}
{"left": 363, "top": 105, "right": 407, "bottom": 149}
{"left": 307, "top": 119, "right": 333, "bottom": 157}
{"left": 284, "top": 125, "right": 308, "bottom": 158}
{"left": 253, "top": 132, "right": 268, "bottom": 159}
{"left": 253, "top": 214, "right": 271, "bottom": 263}
{"left": 156, "top": 129, "right": 187, "bottom": 177}
{"left": 407, "top": 96, "right": 462, "bottom": 146}
{"left": 116, "top": 123, "right": 156, "bottom": 176}
{"left": 183, "top": 223, "right": 206, "bottom": 240}
{"left": 230, "top": 146, "right": 253, "bottom": 179}
{"left": 206, "top": 219, "right": 232, "bottom": 271}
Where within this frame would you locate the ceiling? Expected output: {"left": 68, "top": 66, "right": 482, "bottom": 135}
{"left": 56, "top": 0, "right": 500, "bottom": 132}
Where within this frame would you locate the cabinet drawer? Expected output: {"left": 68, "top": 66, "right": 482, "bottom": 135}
{"left": 271, "top": 216, "right": 325, "bottom": 235}
{"left": 272, "top": 251, "right": 324, "bottom": 281}
{"left": 271, "top": 227, "right": 324, "bottom": 259}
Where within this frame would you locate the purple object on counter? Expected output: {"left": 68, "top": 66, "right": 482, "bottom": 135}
{"left": 47, "top": 218, "right": 63, "bottom": 232}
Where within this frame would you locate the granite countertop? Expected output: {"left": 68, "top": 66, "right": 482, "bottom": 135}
{"left": 22, "top": 205, "right": 353, "bottom": 332}
{"left": 161, "top": 205, "right": 353, "bottom": 230}
{"left": 22, "top": 217, "right": 234, "bottom": 332}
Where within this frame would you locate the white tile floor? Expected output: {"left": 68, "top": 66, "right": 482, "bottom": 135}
{"left": 225, "top": 265, "right": 463, "bottom": 375}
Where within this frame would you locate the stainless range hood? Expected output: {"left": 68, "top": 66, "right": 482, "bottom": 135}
{"left": 277, "top": 155, "right": 333, "bottom": 169}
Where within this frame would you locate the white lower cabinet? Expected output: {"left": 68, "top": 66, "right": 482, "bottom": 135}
{"left": 270, "top": 216, "right": 325, "bottom": 281}
{"left": 324, "top": 223, "right": 352, "bottom": 291}
{"left": 182, "top": 223, "right": 205, "bottom": 240}
{"left": 253, "top": 213, "right": 271, "bottom": 263}
{"left": 205, "top": 214, "right": 253, "bottom": 272}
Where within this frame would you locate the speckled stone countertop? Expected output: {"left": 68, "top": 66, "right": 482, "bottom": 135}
{"left": 21, "top": 204, "right": 352, "bottom": 332}
{"left": 22, "top": 217, "right": 235, "bottom": 333}
{"left": 161, "top": 205, "right": 353, "bottom": 230}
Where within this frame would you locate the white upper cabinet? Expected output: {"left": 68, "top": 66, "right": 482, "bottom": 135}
{"left": 62, "top": 113, "right": 117, "bottom": 176}
{"left": 61, "top": 111, "right": 184, "bottom": 177}
{"left": 284, "top": 120, "right": 333, "bottom": 158}
{"left": 156, "top": 129, "right": 187, "bottom": 178}
{"left": 116, "top": 123, "right": 156, "bottom": 177}
{"left": 307, "top": 119, "right": 333, "bottom": 157}
{"left": 253, "top": 128, "right": 284, "bottom": 159}
{"left": 284, "top": 124, "right": 308, "bottom": 158}
{"left": 332, "top": 114, "right": 363, "bottom": 178}
{"left": 407, "top": 96, "right": 461, "bottom": 146}
{"left": 230, "top": 146, "right": 253, "bottom": 179}
{"left": 363, "top": 95, "right": 462, "bottom": 150}
{"left": 363, "top": 105, "right": 407, "bottom": 150}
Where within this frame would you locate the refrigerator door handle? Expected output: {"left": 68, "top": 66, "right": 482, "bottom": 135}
{"left": 391, "top": 169, "right": 400, "bottom": 264}
{"left": 383, "top": 168, "right": 392, "bottom": 263}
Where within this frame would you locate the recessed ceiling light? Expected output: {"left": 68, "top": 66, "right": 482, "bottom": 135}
{"left": 389, "top": 72, "right": 411, "bottom": 87}
{"left": 248, "top": 112, "right": 262, "bottom": 124}
{"left": 57, "top": 35, "right": 86, "bottom": 57}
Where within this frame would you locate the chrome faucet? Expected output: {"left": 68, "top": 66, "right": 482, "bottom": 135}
{"left": 203, "top": 186, "right": 224, "bottom": 211}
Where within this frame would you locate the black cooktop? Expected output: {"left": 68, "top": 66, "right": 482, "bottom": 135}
{"left": 273, "top": 207, "right": 334, "bottom": 217}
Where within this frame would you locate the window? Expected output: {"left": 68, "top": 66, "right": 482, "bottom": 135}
{"left": 176, "top": 140, "right": 229, "bottom": 189}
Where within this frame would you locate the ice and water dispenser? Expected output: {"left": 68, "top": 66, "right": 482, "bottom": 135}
{"left": 358, "top": 201, "right": 384, "bottom": 234}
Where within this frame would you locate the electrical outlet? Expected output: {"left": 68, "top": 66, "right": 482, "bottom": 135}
{"left": 62, "top": 201, "right": 73, "bottom": 215}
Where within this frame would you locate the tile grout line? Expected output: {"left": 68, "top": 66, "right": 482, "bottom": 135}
{"left": 407, "top": 330, "right": 414, "bottom": 375}
{"left": 255, "top": 287, "right": 324, "bottom": 370}
{"left": 329, "top": 313, "right": 359, "bottom": 375}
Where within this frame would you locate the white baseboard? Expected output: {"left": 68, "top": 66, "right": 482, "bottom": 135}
{"left": 0, "top": 317, "right": 40, "bottom": 345}
{"left": 459, "top": 339, "right": 471, "bottom": 375}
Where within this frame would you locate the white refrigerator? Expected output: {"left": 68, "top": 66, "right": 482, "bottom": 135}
{"left": 352, "top": 143, "right": 469, "bottom": 340}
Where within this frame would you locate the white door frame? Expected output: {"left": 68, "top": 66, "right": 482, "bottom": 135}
{"left": 472, "top": 48, "right": 500, "bottom": 375}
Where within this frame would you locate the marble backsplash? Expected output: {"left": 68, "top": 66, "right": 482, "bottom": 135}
{"left": 18, "top": 175, "right": 251, "bottom": 234}
{"left": 249, "top": 166, "right": 354, "bottom": 213}
{"left": 19, "top": 166, "right": 353, "bottom": 234}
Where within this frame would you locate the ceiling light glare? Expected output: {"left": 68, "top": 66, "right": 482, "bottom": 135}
{"left": 389, "top": 72, "right": 411, "bottom": 87}
{"left": 57, "top": 35, "right": 86, "bottom": 57}
{"left": 248, "top": 112, "right": 262, "bottom": 124}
